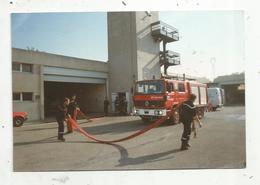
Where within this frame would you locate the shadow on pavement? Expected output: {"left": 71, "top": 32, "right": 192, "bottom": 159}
{"left": 81, "top": 120, "right": 176, "bottom": 135}
{"left": 81, "top": 120, "right": 146, "bottom": 135}
{"left": 66, "top": 140, "right": 182, "bottom": 168}
{"left": 112, "top": 144, "right": 181, "bottom": 167}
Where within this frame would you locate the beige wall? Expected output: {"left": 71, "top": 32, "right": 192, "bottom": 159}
{"left": 135, "top": 12, "right": 161, "bottom": 80}
{"left": 12, "top": 48, "right": 108, "bottom": 72}
{"left": 13, "top": 102, "right": 40, "bottom": 121}
{"left": 107, "top": 12, "right": 137, "bottom": 94}
{"left": 12, "top": 64, "right": 41, "bottom": 120}
{"left": 12, "top": 66, "right": 40, "bottom": 92}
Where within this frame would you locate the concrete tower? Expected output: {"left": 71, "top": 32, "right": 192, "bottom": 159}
{"left": 107, "top": 12, "right": 161, "bottom": 113}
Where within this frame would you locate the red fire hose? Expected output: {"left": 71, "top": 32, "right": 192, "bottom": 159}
{"left": 67, "top": 109, "right": 173, "bottom": 144}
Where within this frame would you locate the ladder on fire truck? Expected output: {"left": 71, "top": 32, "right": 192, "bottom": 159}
{"left": 161, "top": 73, "right": 196, "bottom": 81}
{"left": 151, "top": 21, "right": 180, "bottom": 75}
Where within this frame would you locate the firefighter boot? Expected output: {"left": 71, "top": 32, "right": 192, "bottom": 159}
{"left": 58, "top": 133, "right": 65, "bottom": 142}
{"left": 180, "top": 141, "right": 189, "bottom": 150}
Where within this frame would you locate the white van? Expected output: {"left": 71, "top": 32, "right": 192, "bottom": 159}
{"left": 207, "top": 88, "right": 225, "bottom": 111}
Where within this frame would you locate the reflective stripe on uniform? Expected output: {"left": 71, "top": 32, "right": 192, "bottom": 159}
{"left": 183, "top": 103, "right": 196, "bottom": 109}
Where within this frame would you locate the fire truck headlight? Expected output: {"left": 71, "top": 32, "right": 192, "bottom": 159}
{"left": 134, "top": 109, "right": 139, "bottom": 115}
{"left": 154, "top": 110, "right": 163, "bottom": 115}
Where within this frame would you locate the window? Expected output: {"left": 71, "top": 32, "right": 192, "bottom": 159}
{"left": 12, "top": 63, "right": 20, "bottom": 71}
{"left": 13, "top": 92, "right": 21, "bottom": 101}
{"left": 199, "top": 87, "right": 207, "bottom": 104}
{"left": 22, "top": 64, "right": 32, "bottom": 72}
{"left": 174, "top": 83, "right": 178, "bottom": 91}
{"left": 22, "top": 92, "right": 33, "bottom": 101}
{"left": 191, "top": 86, "right": 199, "bottom": 96}
{"left": 166, "top": 83, "right": 174, "bottom": 92}
{"left": 178, "top": 83, "right": 185, "bottom": 92}
{"left": 136, "top": 81, "right": 164, "bottom": 94}
{"left": 191, "top": 86, "right": 199, "bottom": 105}
{"left": 12, "top": 62, "right": 33, "bottom": 73}
{"left": 13, "top": 92, "right": 33, "bottom": 101}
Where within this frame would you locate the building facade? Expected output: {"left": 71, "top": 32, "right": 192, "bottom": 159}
{"left": 208, "top": 73, "right": 245, "bottom": 105}
{"left": 12, "top": 48, "right": 109, "bottom": 120}
{"left": 213, "top": 73, "right": 245, "bottom": 105}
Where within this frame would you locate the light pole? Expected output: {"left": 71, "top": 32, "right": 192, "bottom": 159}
{"left": 210, "top": 57, "right": 216, "bottom": 81}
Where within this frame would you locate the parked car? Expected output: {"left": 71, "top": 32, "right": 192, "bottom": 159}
{"left": 207, "top": 87, "right": 225, "bottom": 111}
{"left": 13, "top": 112, "right": 28, "bottom": 127}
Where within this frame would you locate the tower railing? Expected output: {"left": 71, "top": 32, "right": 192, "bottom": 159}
{"left": 159, "top": 50, "right": 180, "bottom": 66}
{"left": 151, "top": 21, "right": 179, "bottom": 42}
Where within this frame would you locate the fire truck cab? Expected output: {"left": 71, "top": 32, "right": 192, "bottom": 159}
{"left": 133, "top": 78, "right": 208, "bottom": 123}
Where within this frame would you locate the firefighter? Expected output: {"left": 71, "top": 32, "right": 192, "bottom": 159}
{"left": 118, "top": 96, "right": 127, "bottom": 115}
{"left": 67, "top": 94, "right": 80, "bottom": 133}
{"left": 179, "top": 94, "right": 197, "bottom": 150}
{"left": 104, "top": 97, "right": 110, "bottom": 116}
{"left": 115, "top": 96, "right": 120, "bottom": 114}
{"left": 56, "top": 97, "right": 70, "bottom": 141}
{"left": 122, "top": 96, "right": 128, "bottom": 115}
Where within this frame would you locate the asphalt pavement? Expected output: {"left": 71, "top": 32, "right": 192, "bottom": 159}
{"left": 13, "top": 106, "right": 246, "bottom": 171}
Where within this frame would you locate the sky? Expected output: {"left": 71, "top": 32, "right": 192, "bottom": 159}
{"left": 159, "top": 11, "right": 245, "bottom": 80}
{"left": 12, "top": 11, "right": 245, "bottom": 80}
{"left": 12, "top": 12, "right": 108, "bottom": 62}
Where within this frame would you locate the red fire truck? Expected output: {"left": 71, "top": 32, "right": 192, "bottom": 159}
{"left": 133, "top": 76, "right": 208, "bottom": 123}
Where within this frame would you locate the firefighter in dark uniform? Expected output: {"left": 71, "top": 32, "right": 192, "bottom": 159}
{"left": 67, "top": 94, "right": 80, "bottom": 133}
{"left": 56, "top": 97, "right": 70, "bottom": 141}
{"left": 180, "top": 94, "right": 197, "bottom": 150}
{"left": 121, "top": 96, "right": 128, "bottom": 115}
{"left": 115, "top": 96, "right": 120, "bottom": 114}
{"left": 104, "top": 97, "right": 110, "bottom": 116}
{"left": 118, "top": 96, "right": 127, "bottom": 116}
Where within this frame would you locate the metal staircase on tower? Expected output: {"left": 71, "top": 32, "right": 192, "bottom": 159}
{"left": 151, "top": 21, "right": 180, "bottom": 75}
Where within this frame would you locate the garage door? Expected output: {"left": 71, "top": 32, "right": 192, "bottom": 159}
{"left": 43, "top": 66, "right": 108, "bottom": 84}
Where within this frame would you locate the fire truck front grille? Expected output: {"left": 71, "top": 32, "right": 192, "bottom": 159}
{"left": 135, "top": 100, "right": 165, "bottom": 107}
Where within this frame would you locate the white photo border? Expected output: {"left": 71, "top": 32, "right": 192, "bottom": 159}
{"left": 0, "top": 0, "right": 259, "bottom": 185}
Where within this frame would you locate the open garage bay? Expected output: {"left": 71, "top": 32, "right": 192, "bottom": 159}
{"left": 44, "top": 81, "right": 106, "bottom": 118}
